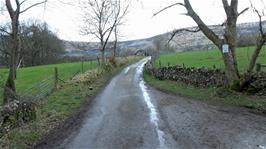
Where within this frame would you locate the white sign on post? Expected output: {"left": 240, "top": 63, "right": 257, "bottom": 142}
{"left": 222, "top": 44, "right": 229, "bottom": 53}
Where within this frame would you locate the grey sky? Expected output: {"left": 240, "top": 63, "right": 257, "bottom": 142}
{"left": 1, "top": 0, "right": 265, "bottom": 41}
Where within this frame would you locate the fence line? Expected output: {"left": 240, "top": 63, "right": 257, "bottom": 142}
{"left": 0, "top": 60, "right": 97, "bottom": 102}
{"left": 19, "top": 60, "right": 95, "bottom": 101}
{"left": 20, "top": 75, "right": 54, "bottom": 100}
{"left": 256, "top": 63, "right": 266, "bottom": 72}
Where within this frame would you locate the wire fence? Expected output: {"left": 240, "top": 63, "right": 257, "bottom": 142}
{"left": 20, "top": 75, "right": 55, "bottom": 101}
{"left": 17, "top": 60, "right": 96, "bottom": 101}
{"left": 18, "top": 64, "right": 91, "bottom": 101}
{"left": 256, "top": 63, "right": 266, "bottom": 72}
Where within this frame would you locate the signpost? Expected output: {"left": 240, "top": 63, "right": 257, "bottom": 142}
{"left": 222, "top": 44, "right": 229, "bottom": 53}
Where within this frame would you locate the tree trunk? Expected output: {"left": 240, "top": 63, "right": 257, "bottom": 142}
{"left": 182, "top": 0, "right": 241, "bottom": 87}
{"left": 3, "top": 49, "right": 16, "bottom": 104}
{"left": 247, "top": 37, "right": 266, "bottom": 74}
{"left": 4, "top": 40, "right": 18, "bottom": 103}
{"left": 113, "top": 40, "right": 117, "bottom": 59}
{"left": 113, "top": 27, "right": 118, "bottom": 59}
{"left": 3, "top": 0, "right": 47, "bottom": 104}
{"left": 222, "top": 14, "right": 240, "bottom": 87}
{"left": 101, "top": 49, "right": 105, "bottom": 65}
{"left": 239, "top": 34, "right": 266, "bottom": 91}
{"left": 3, "top": 4, "right": 20, "bottom": 104}
{"left": 220, "top": 48, "right": 240, "bottom": 86}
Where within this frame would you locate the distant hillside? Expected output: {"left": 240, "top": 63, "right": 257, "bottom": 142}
{"left": 63, "top": 21, "right": 266, "bottom": 57}
{"left": 63, "top": 41, "right": 99, "bottom": 57}
{"left": 166, "top": 21, "right": 265, "bottom": 51}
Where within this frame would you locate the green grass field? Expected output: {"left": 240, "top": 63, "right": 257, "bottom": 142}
{"left": 156, "top": 47, "right": 266, "bottom": 72}
{"left": 0, "top": 61, "right": 98, "bottom": 102}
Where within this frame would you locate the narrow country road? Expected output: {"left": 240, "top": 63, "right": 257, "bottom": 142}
{"left": 61, "top": 58, "right": 266, "bottom": 149}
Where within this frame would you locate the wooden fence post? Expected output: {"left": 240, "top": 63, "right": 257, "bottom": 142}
{"left": 97, "top": 56, "right": 100, "bottom": 66}
{"left": 82, "top": 60, "right": 84, "bottom": 73}
{"left": 54, "top": 67, "right": 58, "bottom": 88}
{"left": 213, "top": 65, "right": 216, "bottom": 69}
{"left": 256, "top": 63, "right": 261, "bottom": 72}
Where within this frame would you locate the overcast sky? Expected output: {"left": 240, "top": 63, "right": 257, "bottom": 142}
{"left": 1, "top": 0, "right": 265, "bottom": 41}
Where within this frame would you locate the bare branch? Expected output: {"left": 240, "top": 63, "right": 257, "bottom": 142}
{"left": 183, "top": 0, "right": 222, "bottom": 47}
{"left": 19, "top": 0, "right": 28, "bottom": 6}
{"left": 238, "top": 7, "right": 249, "bottom": 16}
{"left": 219, "top": 7, "right": 249, "bottom": 27}
{"left": 230, "top": 0, "right": 238, "bottom": 15}
{"left": 255, "top": 9, "right": 263, "bottom": 35}
{"left": 222, "top": 0, "right": 230, "bottom": 16}
{"left": 245, "top": 1, "right": 266, "bottom": 74}
{"left": 153, "top": 2, "right": 184, "bottom": 16}
{"left": 57, "top": 0, "right": 73, "bottom": 6}
{"left": 168, "top": 27, "right": 201, "bottom": 44}
{"left": 20, "top": 0, "right": 47, "bottom": 14}
{"left": 0, "top": 47, "right": 11, "bottom": 56}
{"left": 15, "top": 0, "right": 20, "bottom": 8}
{"left": 0, "top": 27, "right": 11, "bottom": 35}
{"left": 5, "top": 0, "right": 15, "bottom": 18}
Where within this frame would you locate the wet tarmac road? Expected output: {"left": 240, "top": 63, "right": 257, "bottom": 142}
{"left": 61, "top": 58, "right": 266, "bottom": 149}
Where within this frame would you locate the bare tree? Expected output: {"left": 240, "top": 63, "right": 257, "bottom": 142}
{"left": 20, "top": 20, "right": 64, "bottom": 66}
{"left": 113, "top": 0, "right": 130, "bottom": 59}
{"left": 0, "top": 27, "right": 11, "bottom": 66}
{"left": 239, "top": 6, "right": 266, "bottom": 90}
{"left": 81, "top": 0, "right": 129, "bottom": 65}
{"left": 151, "top": 36, "right": 167, "bottom": 64}
{"left": 2, "top": 0, "right": 47, "bottom": 104}
{"left": 113, "top": 25, "right": 118, "bottom": 58}
{"left": 155, "top": 0, "right": 251, "bottom": 86}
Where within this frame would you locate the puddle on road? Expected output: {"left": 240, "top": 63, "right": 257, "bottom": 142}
{"left": 124, "top": 67, "right": 130, "bottom": 75}
{"left": 137, "top": 58, "right": 167, "bottom": 149}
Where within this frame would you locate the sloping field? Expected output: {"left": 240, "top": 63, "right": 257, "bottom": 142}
{"left": 157, "top": 47, "right": 266, "bottom": 72}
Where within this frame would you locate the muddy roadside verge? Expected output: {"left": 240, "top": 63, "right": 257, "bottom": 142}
{"left": 146, "top": 85, "right": 266, "bottom": 149}
{"left": 143, "top": 70, "right": 266, "bottom": 117}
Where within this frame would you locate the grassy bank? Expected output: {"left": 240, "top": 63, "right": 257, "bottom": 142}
{"left": 0, "top": 61, "right": 98, "bottom": 104}
{"left": 156, "top": 47, "right": 266, "bottom": 72}
{"left": 0, "top": 56, "right": 141, "bottom": 149}
{"left": 144, "top": 71, "right": 266, "bottom": 111}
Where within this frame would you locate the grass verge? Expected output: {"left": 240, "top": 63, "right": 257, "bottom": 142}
{"left": 144, "top": 71, "right": 266, "bottom": 111}
{"left": 0, "top": 56, "right": 141, "bottom": 149}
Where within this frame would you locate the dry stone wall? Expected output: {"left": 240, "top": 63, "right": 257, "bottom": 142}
{"left": 145, "top": 62, "right": 266, "bottom": 96}
{"left": 249, "top": 72, "right": 266, "bottom": 96}
{"left": 147, "top": 65, "right": 226, "bottom": 88}
{"left": 0, "top": 100, "right": 36, "bottom": 138}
